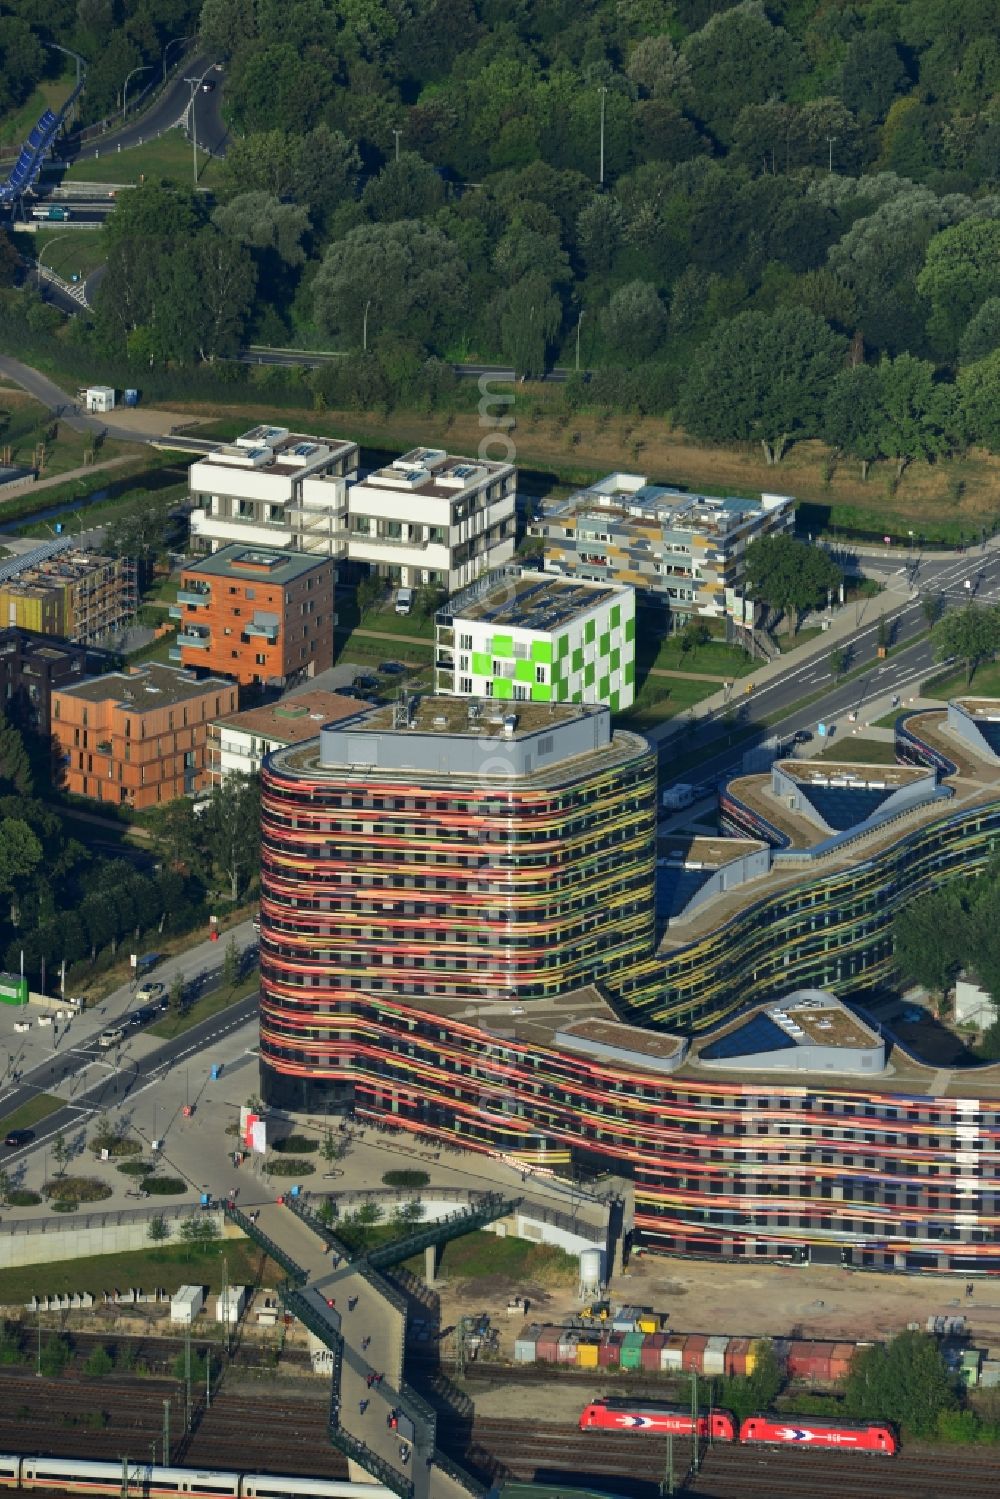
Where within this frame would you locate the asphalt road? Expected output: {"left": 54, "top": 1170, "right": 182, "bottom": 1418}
{"left": 1, "top": 989, "right": 259, "bottom": 1166}
{"left": 660, "top": 544, "right": 1000, "bottom": 787}
{"left": 59, "top": 54, "right": 227, "bottom": 164}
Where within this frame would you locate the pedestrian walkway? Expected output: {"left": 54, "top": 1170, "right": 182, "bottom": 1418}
{"left": 0, "top": 454, "right": 136, "bottom": 505}
{"left": 234, "top": 1198, "right": 485, "bottom": 1499}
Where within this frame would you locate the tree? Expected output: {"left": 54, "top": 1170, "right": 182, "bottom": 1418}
{"left": 0, "top": 1166, "right": 11, "bottom": 1205}
{"left": 202, "top": 775, "right": 260, "bottom": 904}
{"left": 356, "top": 575, "right": 383, "bottom": 618}
{"left": 742, "top": 534, "right": 841, "bottom": 635}
{"left": 683, "top": 1, "right": 801, "bottom": 148}
{"left": 957, "top": 348, "right": 1000, "bottom": 451}
{"left": 169, "top": 970, "right": 187, "bottom": 1016}
{"left": 362, "top": 153, "right": 445, "bottom": 222}
{"left": 845, "top": 1331, "right": 957, "bottom": 1437}
{"left": 932, "top": 603, "right": 1000, "bottom": 684}
{"left": 321, "top": 1128, "right": 343, "bottom": 1165}
{"left": 38, "top": 1334, "right": 71, "bottom": 1378}
{"left": 313, "top": 220, "right": 468, "bottom": 354}
{"left": 959, "top": 298, "right": 1000, "bottom": 364}
{"left": 0, "top": 720, "right": 33, "bottom": 796}
{"left": 627, "top": 34, "right": 692, "bottom": 103}
{"left": 839, "top": 32, "right": 908, "bottom": 124}
{"left": 602, "top": 281, "right": 666, "bottom": 361}
{"left": 575, "top": 196, "right": 624, "bottom": 277}
{"left": 828, "top": 646, "right": 849, "bottom": 679}
{"left": 212, "top": 193, "right": 310, "bottom": 267}
{"left": 876, "top": 354, "right": 957, "bottom": 478}
{"left": 679, "top": 308, "right": 847, "bottom": 464}
{"left": 223, "top": 934, "right": 239, "bottom": 991}
{"left": 147, "top": 1214, "right": 170, "bottom": 1244}
{"left": 893, "top": 888, "right": 967, "bottom": 995}
{"left": 497, "top": 273, "right": 563, "bottom": 380}
{"left": 179, "top": 1216, "right": 219, "bottom": 1258}
{"left": 0, "top": 817, "right": 42, "bottom": 924}
{"left": 83, "top": 1345, "right": 114, "bottom": 1377}
{"left": 921, "top": 592, "right": 944, "bottom": 628}
{"left": 917, "top": 218, "right": 1000, "bottom": 357}
{"left": 823, "top": 365, "right": 883, "bottom": 481}
{"left": 51, "top": 1131, "right": 70, "bottom": 1178}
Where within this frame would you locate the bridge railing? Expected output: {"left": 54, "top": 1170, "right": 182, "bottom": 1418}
{"left": 224, "top": 1202, "right": 306, "bottom": 1287}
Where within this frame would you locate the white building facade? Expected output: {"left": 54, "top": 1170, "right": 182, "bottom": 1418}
{"left": 346, "top": 447, "right": 516, "bottom": 592}
{"left": 435, "top": 567, "right": 636, "bottom": 713}
{"left": 188, "top": 426, "right": 359, "bottom": 558}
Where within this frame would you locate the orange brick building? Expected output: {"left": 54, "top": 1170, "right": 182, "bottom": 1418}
{"left": 173, "top": 545, "right": 335, "bottom": 688}
{"left": 51, "top": 663, "right": 238, "bottom": 809}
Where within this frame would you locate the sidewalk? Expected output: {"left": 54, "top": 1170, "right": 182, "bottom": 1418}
{"left": 643, "top": 571, "right": 919, "bottom": 748}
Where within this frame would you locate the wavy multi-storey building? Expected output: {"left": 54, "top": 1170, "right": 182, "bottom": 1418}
{"left": 258, "top": 697, "right": 1000, "bottom": 1273}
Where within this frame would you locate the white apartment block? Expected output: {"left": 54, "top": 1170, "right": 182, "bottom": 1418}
{"left": 435, "top": 566, "right": 636, "bottom": 713}
{"left": 207, "top": 689, "right": 361, "bottom": 785}
{"left": 346, "top": 447, "right": 516, "bottom": 592}
{"left": 188, "top": 425, "right": 359, "bottom": 558}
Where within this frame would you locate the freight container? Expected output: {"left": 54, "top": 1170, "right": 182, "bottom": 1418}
{"left": 558, "top": 1332, "right": 579, "bottom": 1364}
{"left": 514, "top": 1323, "right": 542, "bottom": 1363}
{"left": 611, "top": 1317, "right": 636, "bottom": 1333}
{"left": 599, "top": 1332, "right": 623, "bottom": 1368}
{"left": 662, "top": 1333, "right": 687, "bottom": 1372}
{"left": 636, "top": 1315, "right": 659, "bottom": 1334}
{"left": 703, "top": 1335, "right": 729, "bottom": 1377}
{"left": 577, "top": 1340, "right": 600, "bottom": 1369}
{"left": 980, "top": 1360, "right": 1000, "bottom": 1388}
{"left": 536, "top": 1326, "right": 562, "bottom": 1363}
{"left": 641, "top": 1332, "right": 666, "bottom": 1372}
{"left": 682, "top": 1334, "right": 708, "bottom": 1373}
{"left": 620, "top": 1332, "right": 645, "bottom": 1371}
{"left": 725, "top": 1337, "right": 751, "bottom": 1378}
{"left": 960, "top": 1349, "right": 982, "bottom": 1387}
{"left": 830, "top": 1342, "right": 856, "bottom": 1381}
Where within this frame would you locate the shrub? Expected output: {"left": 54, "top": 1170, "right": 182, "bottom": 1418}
{"left": 141, "top": 1177, "right": 186, "bottom": 1196}
{"left": 382, "top": 1169, "right": 429, "bottom": 1189}
{"left": 271, "top": 1134, "right": 318, "bottom": 1154}
{"left": 83, "top": 1346, "right": 114, "bottom": 1378}
{"left": 7, "top": 1189, "right": 41, "bottom": 1207}
{"left": 116, "top": 1161, "right": 150, "bottom": 1176}
{"left": 44, "top": 1177, "right": 111, "bottom": 1204}
{"left": 51, "top": 1200, "right": 79, "bottom": 1212}
{"left": 264, "top": 1158, "right": 316, "bottom": 1177}
{"left": 39, "top": 1335, "right": 72, "bottom": 1377}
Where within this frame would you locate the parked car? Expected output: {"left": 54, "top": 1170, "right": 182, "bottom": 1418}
{"left": 354, "top": 674, "right": 378, "bottom": 691}
{"left": 200, "top": 78, "right": 216, "bottom": 91}
{"left": 394, "top": 587, "right": 413, "bottom": 615}
{"left": 4, "top": 1129, "right": 34, "bottom": 1148}
{"left": 135, "top": 952, "right": 162, "bottom": 976}
{"left": 135, "top": 979, "right": 166, "bottom": 1004}
{"left": 792, "top": 730, "right": 813, "bottom": 745}
{"left": 378, "top": 661, "right": 406, "bottom": 675}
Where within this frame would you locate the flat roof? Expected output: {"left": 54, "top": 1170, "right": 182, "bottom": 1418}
{"left": 445, "top": 573, "right": 623, "bottom": 630}
{"left": 657, "top": 833, "right": 768, "bottom": 867}
{"left": 54, "top": 662, "right": 233, "bottom": 709}
{"left": 183, "top": 545, "right": 331, "bottom": 585}
{"left": 537, "top": 477, "right": 792, "bottom": 536}
{"left": 354, "top": 450, "right": 513, "bottom": 501}
{"left": 780, "top": 759, "right": 927, "bottom": 789}
{"left": 212, "top": 690, "right": 362, "bottom": 742}
{"left": 694, "top": 990, "right": 880, "bottom": 1058}
{"left": 415, "top": 987, "right": 685, "bottom": 1063}
{"left": 344, "top": 695, "right": 586, "bottom": 739}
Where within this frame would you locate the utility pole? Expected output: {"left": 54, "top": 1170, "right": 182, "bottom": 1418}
{"left": 362, "top": 298, "right": 371, "bottom": 353}
{"left": 690, "top": 1369, "right": 700, "bottom": 1474}
{"left": 120, "top": 1455, "right": 128, "bottom": 1499}
{"left": 827, "top": 135, "right": 836, "bottom": 173}
{"left": 206, "top": 1350, "right": 212, "bottom": 1409}
{"left": 660, "top": 1430, "right": 674, "bottom": 1495}
{"left": 221, "top": 1252, "right": 230, "bottom": 1358}
{"left": 598, "top": 85, "right": 608, "bottom": 187}
{"left": 455, "top": 1315, "right": 466, "bottom": 1378}
{"left": 162, "top": 1398, "right": 170, "bottom": 1464}
{"left": 392, "top": 128, "right": 401, "bottom": 162}
{"left": 36, "top": 1312, "right": 42, "bottom": 1377}
{"left": 184, "top": 1330, "right": 192, "bottom": 1430}
{"left": 575, "top": 309, "right": 585, "bottom": 374}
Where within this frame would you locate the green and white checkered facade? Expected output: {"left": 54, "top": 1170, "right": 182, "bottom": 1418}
{"left": 436, "top": 575, "right": 636, "bottom": 712}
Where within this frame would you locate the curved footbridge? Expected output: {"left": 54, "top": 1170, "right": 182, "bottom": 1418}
{"left": 226, "top": 1192, "right": 520, "bottom": 1498}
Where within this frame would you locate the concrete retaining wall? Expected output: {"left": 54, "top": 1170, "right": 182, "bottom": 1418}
{"left": 0, "top": 1207, "right": 233, "bottom": 1274}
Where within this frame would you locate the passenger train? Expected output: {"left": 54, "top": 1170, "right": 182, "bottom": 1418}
{"left": 0, "top": 1455, "right": 396, "bottom": 1497}
{"left": 579, "top": 1400, "right": 897, "bottom": 1454}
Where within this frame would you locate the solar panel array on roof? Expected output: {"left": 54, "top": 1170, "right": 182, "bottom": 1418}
{"left": 656, "top": 864, "right": 716, "bottom": 919}
{"left": 700, "top": 1015, "right": 799, "bottom": 1061}
{"left": 973, "top": 718, "right": 1000, "bottom": 755}
{"left": 800, "top": 784, "right": 895, "bottom": 831}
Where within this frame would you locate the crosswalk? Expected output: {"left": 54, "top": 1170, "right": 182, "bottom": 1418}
{"left": 37, "top": 264, "right": 89, "bottom": 308}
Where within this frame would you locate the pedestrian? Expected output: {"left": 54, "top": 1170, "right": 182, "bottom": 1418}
{"left": 362, "top": 1335, "right": 371, "bottom": 1350}
{"left": 359, "top": 1398, "right": 368, "bottom": 1415}
{"left": 376, "top": 1372, "right": 384, "bottom": 1387}
{"left": 366, "top": 1373, "right": 374, "bottom": 1389}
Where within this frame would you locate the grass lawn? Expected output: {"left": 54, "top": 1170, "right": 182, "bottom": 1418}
{"left": 871, "top": 710, "right": 903, "bottom": 729}
{"left": 63, "top": 133, "right": 220, "bottom": 189}
{"left": 0, "top": 73, "right": 77, "bottom": 152}
{"left": 0, "top": 1093, "right": 63, "bottom": 1134}
{"left": 435, "top": 1231, "right": 577, "bottom": 1285}
{"left": 34, "top": 228, "right": 107, "bottom": 284}
{"left": 816, "top": 738, "right": 898, "bottom": 765}
{"left": 333, "top": 627, "right": 434, "bottom": 668}
{"left": 922, "top": 662, "right": 1000, "bottom": 699}
{"left": 637, "top": 631, "right": 753, "bottom": 680}
{"left": 775, "top": 625, "right": 825, "bottom": 654}
{"left": 148, "top": 974, "right": 259, "bottom": 1041}
{"left": 617, "top": 673, "right": 720, "bottom": 731}
{"left": 353, "top": 607, "right": 436, "bottom": 641}
{"left": 0, "top": 1240, "right": 280, "bottom": 1307}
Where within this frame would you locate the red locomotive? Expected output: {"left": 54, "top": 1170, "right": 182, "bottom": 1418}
{"left": 579, "top": 1399, "right": 737, "bottom": 1441}
{"left": 579, "top": 1400, "right": 896, "bottom": 1456}
{"left": 739, "top": 1415, "right": 897, "bottom": 1455}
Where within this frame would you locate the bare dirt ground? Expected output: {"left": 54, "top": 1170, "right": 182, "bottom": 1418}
{"left": 171, "top": 390, "right": 1000, "bottom": 529}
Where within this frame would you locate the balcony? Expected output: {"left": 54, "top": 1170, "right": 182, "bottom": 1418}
{"left": 177, "top": 628, "right": 211, "bottom": 649}
{"left": 244, "top": 621, "right": 279, "bottom": 642}
{"left": 177, "top": 587, "right": 211, "bottom": 607}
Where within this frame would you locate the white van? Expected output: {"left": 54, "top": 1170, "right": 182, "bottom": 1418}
{"left": 394, "top": 587, "right": 413, "bottom": 615}
{"left": 98, "top": 1025, "right": 127, "bottom": 1048}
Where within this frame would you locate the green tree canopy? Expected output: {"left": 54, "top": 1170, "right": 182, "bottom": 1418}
{"left": 931, "top": 602, "right": 1000, "bottom": 684}
{"left": 917, "top": 217, "right": 1000, "bottom": 356}
{"left": 679, "top": 307, "right": 846, "bottom": 463}
{"left": 845, "top": 1332, "right": 957, "bottom": 1438}
{"left": 742, "top": 534, "right": 841, "bottom": 634}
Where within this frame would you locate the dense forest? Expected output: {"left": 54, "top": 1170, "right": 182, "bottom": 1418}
{"left": 7, "top": 2, "right": 1000, "bottom": 464}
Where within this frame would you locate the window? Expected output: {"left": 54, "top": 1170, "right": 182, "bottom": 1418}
{"left": 535, "top": 665, "right": 546, "bottom": 684}
{"left": 459, "top": 633, "right": 473, "bottom": 650}
{"left": 246, "top": 588, "right": 255, "bottom": 600}
{"left": 459, "top": 676, "right": 472, "bottom": 692}
{"left": 256, "top": 653, "right": 266, "bottom": 665}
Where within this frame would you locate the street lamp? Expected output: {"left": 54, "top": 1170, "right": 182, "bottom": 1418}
{"left": 575, "top": 309, "right": 585, "bottom": 374}
{"left": 362, "top": 298, "right": 372, "bottom": 353}
{"left": 392, "top": 128, "right": 401, "bottom": 163}
{"left": 598, "top": 84, "right": 608, "bottom": 187}
{"left": 122, "top": 65, "right": 152, "bottom": 119}
{"left": 183, "top": 64, "right": 218, "bottom": 188}
{"left": 162, "top": 35, "right": 192, "bottom": 84}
